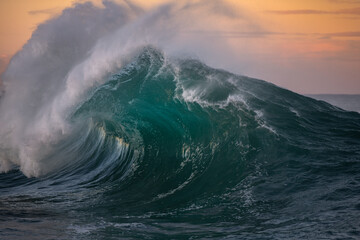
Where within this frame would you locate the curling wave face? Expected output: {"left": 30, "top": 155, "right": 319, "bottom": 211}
{"left": 0, "top": 2, "right": 360, "bottom": 239}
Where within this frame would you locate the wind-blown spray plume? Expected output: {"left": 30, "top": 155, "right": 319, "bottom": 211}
{"left": 0, "top": 0, "right": 248, "bottom": 176}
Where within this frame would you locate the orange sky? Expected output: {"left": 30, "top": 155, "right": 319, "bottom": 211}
{"left": 0, "top": 0, "right": 359, "bottom": 93}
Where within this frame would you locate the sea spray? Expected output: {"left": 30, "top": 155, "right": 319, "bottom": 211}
{"left": 0, "top": 0, "right": 252, "bottom": 176}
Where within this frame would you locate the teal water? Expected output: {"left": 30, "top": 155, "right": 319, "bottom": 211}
{"left": 1, "top": 47, "right": 360, "bottom": 239}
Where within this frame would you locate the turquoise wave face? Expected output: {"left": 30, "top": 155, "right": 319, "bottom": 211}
{"left": 1, "top": 47, "right": 360, "bottom": 239}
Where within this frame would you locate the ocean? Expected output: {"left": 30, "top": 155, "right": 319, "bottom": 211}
{"left": 308, "top": 94, "right": 360, "bottom": 113}
{"left": 1, "top": 2, "right": 360, "bottom": 240}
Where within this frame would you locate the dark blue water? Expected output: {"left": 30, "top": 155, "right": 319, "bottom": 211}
{"left": 1, "top": 47, "right": 360, "bottom": 239}
{"left": 308, "top": 94, "right": 360, "bottom": 113}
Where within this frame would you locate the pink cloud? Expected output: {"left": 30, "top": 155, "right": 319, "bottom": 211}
{"left": 268, "top": 7, "right": 360, "bottom": 15}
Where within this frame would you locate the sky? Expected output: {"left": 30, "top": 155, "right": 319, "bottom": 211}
{"left": 0, "top": 0, "right": 359, "bottom": 94}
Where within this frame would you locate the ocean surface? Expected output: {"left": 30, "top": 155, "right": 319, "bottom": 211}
{"left": 1, "top": 2, "right": 360, "bottom": 240}
{"left": 308, "top": 94, "right": 360, "bottom": 113}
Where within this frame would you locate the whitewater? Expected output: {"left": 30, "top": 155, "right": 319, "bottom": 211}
{"left": 1, "top": 1, "right": 360, "bottom": 239}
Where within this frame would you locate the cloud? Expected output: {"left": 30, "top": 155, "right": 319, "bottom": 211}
{"left": 185, "top": 30, "right": 286, "bottom": 38}
{"left": 268, "top": 10, "right": 329, "bottom": 15}
{"left": 326, "top": 31, "right": 360, "bottom": 37}
{"left": 28, "top": 7, "right": 60, "bottom": 16}
{"left": 267, "top": 7, "right": 360, "bottom": 15}
{"left": 329, "top": 0, "right": 360, "bottom": 4}
{"left": 185, "top": 30, "right": 360, "bottom": 40}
